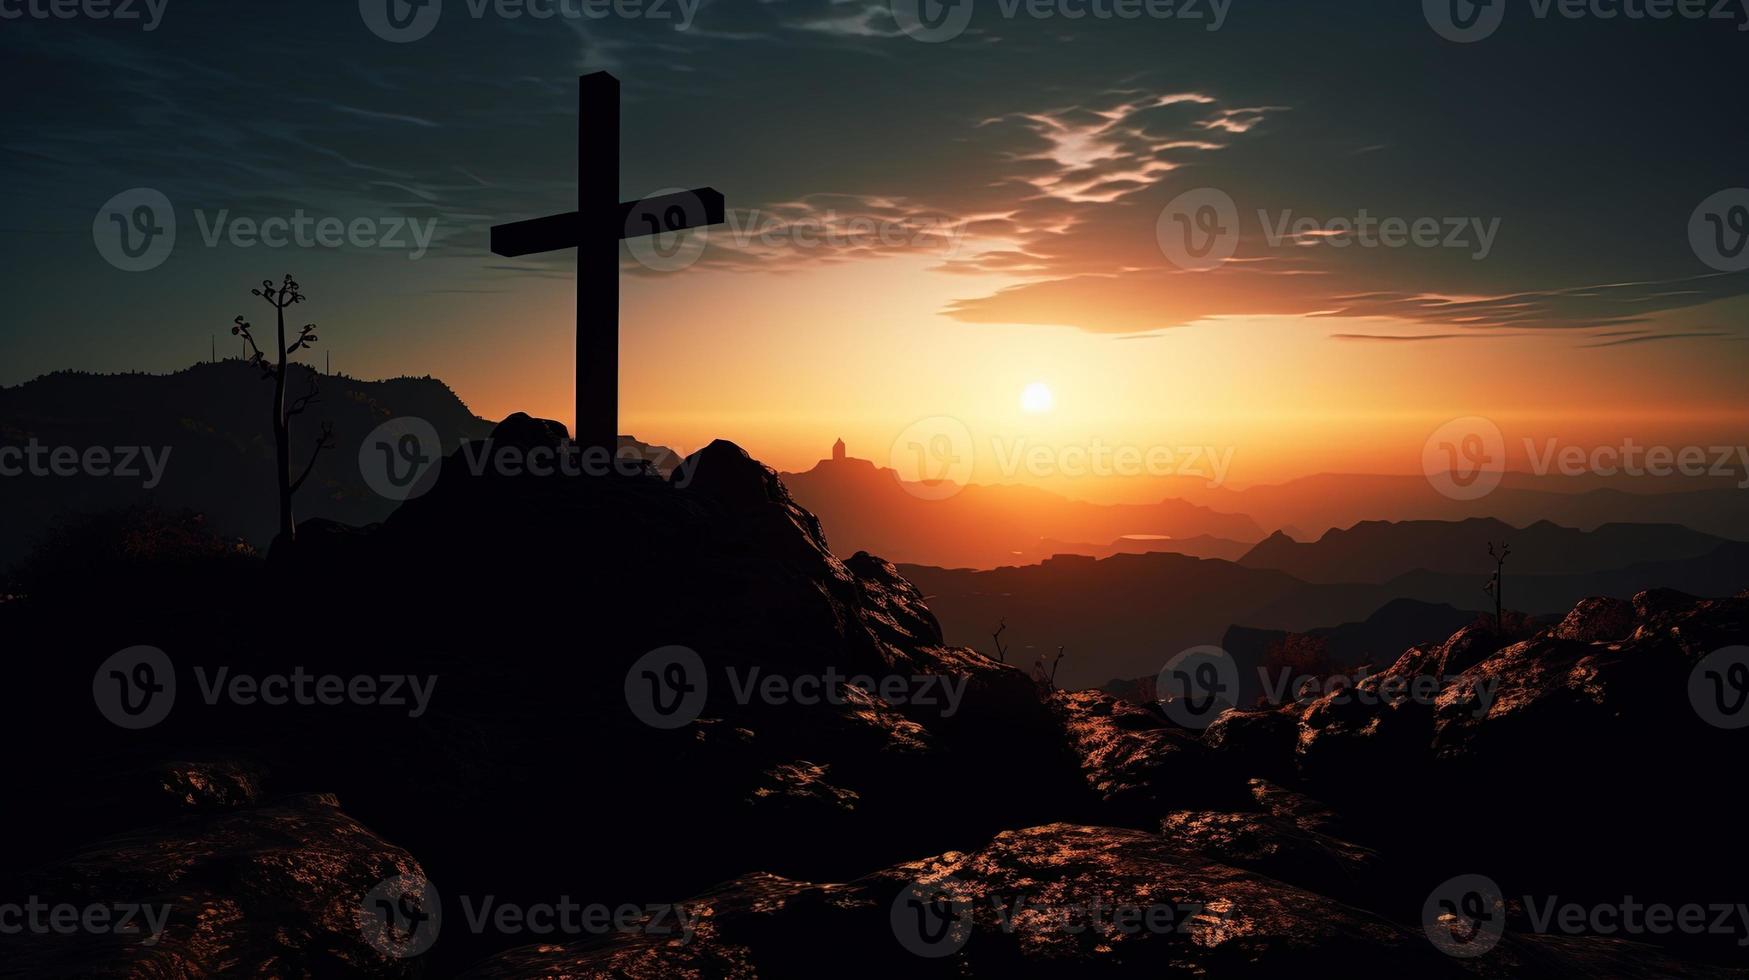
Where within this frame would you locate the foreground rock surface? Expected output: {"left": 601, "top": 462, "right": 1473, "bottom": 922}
{"left": 4, "top": 418, "right": 1746, "bottom": 976}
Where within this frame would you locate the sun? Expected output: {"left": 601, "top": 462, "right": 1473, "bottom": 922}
{"left": 1021, "top": 382, "right": 1054, "bottom": 414}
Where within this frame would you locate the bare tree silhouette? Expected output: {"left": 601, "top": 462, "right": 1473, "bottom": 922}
{"left": 991, "top": 619, "right": 1009, "bottom": 664}
{"left": 232, "top": 274, "right": 334, "bottom": 544}
{"left": 1484, "top": 540, "right": 1511, "bottom": 634}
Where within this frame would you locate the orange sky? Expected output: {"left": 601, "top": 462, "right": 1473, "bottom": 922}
{"left": 389, "top": 252, "right": 1749, "bottom": 499}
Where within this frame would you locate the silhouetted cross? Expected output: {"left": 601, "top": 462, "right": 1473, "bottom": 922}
{"left": 490, "top": 71, "right": 726, "bottom": 455}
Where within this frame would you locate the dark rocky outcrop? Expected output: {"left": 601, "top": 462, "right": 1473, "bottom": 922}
{"left": 1, "top": 791, "right": 426, "bottom": 979}
{"left": 6, "top": 416, "right": 1747, "bottom": 976}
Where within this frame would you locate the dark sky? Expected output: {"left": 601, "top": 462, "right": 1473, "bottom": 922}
{"left": 2, "top": 0, "right": 1746, "bottom": 454}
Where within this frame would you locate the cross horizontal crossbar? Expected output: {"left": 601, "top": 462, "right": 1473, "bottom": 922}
{"left": 489, "top": 187, "right": 726, "bottom": 257}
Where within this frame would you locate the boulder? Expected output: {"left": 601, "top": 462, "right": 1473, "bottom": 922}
{"left": 1552, "top": 596, "right": 1635, "bottom": 643}
{"left": 2, "top": 794, "right": 425, "bottom": 979}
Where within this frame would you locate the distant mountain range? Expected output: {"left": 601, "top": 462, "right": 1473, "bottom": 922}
{"left": 0, "top": 362, "right": 493, "bottom": 568}
{"left": 0, "top": 363, "right": 701, "bottom": 570}
{"left": 902, "top": 521, "right": 1749, "bottom": 688}
{"left": 779, "top": 451, "right": 1264, "bottom": 568}
{"left": 1238, "top": 517, "right": 1727, "bottom": 583}
{"left": 1155, "top": 472, "right": 1749, "bottom": 542}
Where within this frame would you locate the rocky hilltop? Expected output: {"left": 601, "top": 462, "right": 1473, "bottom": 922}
{"left": 2, "top": 414, "right": 1744, "bottom": 977}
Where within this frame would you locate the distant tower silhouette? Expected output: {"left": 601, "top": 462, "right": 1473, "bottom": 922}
{"left": 832, "top": 437, "right": 846, "bottom": 463}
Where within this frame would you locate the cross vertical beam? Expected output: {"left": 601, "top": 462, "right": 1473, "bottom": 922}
{"left": 488, "top": 72, "right": 726, "bottom": 462}
{"left": 578, "top": 71, "right": 619, "bottom": 456}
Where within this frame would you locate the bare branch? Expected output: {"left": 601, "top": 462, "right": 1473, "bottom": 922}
{"left": 289, "top": 421, "right": 336, "bottom": 495}
{"left": 286, "top": 374, "right": 321, "bottom": 418}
